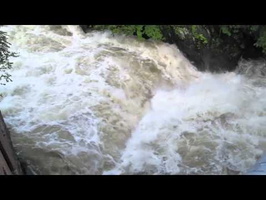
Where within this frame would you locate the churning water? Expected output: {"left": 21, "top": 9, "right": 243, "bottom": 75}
{"left": 0, "top": 25, "right": 265, "bottom": 175}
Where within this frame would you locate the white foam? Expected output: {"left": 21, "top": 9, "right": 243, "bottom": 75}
{"left": 0, "top": 25, "right": 265, "bottom": 174}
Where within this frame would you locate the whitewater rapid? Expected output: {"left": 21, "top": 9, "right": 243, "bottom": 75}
{"left": 0, "top": 25, "right": 265, "bottom": 175}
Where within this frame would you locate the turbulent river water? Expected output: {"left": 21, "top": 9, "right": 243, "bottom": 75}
{"left": 0, "top": 25, "right": 266, "bottom": 175}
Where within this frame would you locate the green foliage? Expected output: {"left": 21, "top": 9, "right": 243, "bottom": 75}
{"left": 172, "top": 26, "right": 188, "bottom": 40}
{"left": 143, "top": 25, "right": 164, "bottom": 40}
{"left": 135, "top": 25, "right": 144, "bottom": 39}
{"left": 250, "top": 25, "right": 259, "bottom": 32}
{"left": 220, "top": 26, "right": 232, "bottom": 36}
{"left": 90, "top": 25, "right": 163, "bottom": 41}
{"left": 88, "top": 25, "right": 266, "bottom": 57}
{"left": 219, "top": 25, "right": 266, "bottom": 53}
{"left": 191, "top": 25, "right": 208, "bottom": 47}
{"left": 0, "top": 31, "right": 18, "bottom": 85}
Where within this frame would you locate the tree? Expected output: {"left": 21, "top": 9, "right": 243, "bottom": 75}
{"left": 0, "top": 31, "right": 17, "bottom": 85}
